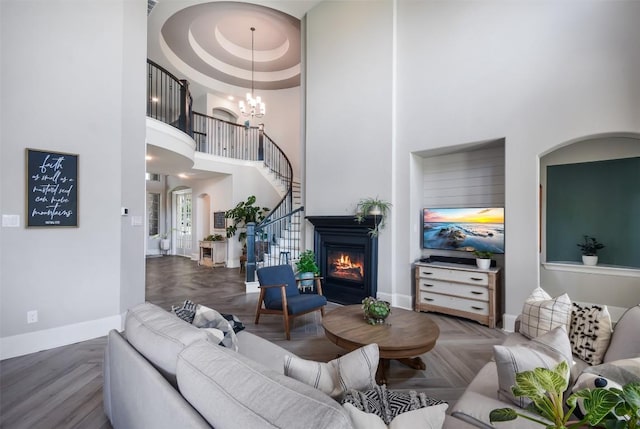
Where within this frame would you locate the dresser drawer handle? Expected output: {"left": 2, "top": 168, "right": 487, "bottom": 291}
{"left": 470, "top": 277, "right": 484, "bottom": 281}
{"left": 470, "top": 291, "right": 483, "bottom": 295}
{"left": 423, "top": 272, "right": 434, "bottom": 275}
{"left": 423, "top": 297, "right": 434, "bottom": 302}
{"left": 471, "top": 306, "right": 484, "bottom": 310}
{"left": 424, "top": 283, "right": 434, "bottom": 287}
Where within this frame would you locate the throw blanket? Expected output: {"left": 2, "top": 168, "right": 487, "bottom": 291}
{"left": 341, "top": 384, "right": 446, "bottom": 425}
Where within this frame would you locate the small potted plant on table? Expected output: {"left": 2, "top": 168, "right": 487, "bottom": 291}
{"left": 295, "top": 250, "right": 320, "bottom": 290}
{"left": 577, "top": 235, "right": 605, "bottom": 266}
{"left": 473, "top": 250, "right": 493, "bottom": 270}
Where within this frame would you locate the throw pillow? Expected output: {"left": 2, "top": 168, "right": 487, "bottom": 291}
{"left": 341, "top": 384, "right": 446, "bottom": 424}
{"left": 604, "top": 305, "right": 640, "bottom": 363}
{"left": 572, "top": 358, "right": 640, "bottom": 419}
{"left": 284, "top": 343, "right": 378, "bottom": 398}
{"left": 192, "top": 304, "right": 239, "bottom": 351}
{"left": 171, "top": 299, "right": 197, "bottom": 324}
{"left": 343, "top": 402, "right": 448, "bottom": 429}
{"left": 494, "top": 326, "right": 573, "bottom": 408}
{"left": 569, "top": 303, "right": 613, "bottom": 365}
{"left": 519, "top": 287, "right": 572, "bottom": 339}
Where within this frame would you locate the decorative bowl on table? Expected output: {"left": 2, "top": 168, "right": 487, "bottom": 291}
{"left": 362, "top": 296, "right": 391, "bottom": 325}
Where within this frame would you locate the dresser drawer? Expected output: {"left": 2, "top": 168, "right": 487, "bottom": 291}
{"left": 417, "top": 266, "right": 488, "bottom": 286}
{"left": 418, "top": 291, "right": 490, "bottom": 316}
{"left": 418, "top": 279, "right": 489, "bottom": 301}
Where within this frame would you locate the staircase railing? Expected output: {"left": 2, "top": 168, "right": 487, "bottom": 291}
{"left": 147, "top": 59, "right": 192, "bottom": 135}
{"left": 147, "top": 60, "right": 300, "bottom": 281}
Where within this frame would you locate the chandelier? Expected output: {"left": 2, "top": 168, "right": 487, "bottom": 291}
{"left": 239, "top": 27, "right": 265, "bottom": 118}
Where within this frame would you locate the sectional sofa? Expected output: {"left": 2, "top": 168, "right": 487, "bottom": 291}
{"left": 449, "top": 300, "right": 640, "bottom": 428}
{"left": 103, "top": 302, "right": 476, "bottom": 429}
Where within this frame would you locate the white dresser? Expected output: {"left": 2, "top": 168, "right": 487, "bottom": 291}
{"left": 414, "top": 261, "right": 502, "bottom": 328}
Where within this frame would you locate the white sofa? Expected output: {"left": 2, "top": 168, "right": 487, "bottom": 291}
{"left": 448, "top": 304, "right": 640, "bottom": 428}
{"left": 103, "top": 302, "right": 477, "bottom": 429}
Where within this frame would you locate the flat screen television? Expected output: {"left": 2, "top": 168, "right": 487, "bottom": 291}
{"left": 422, "top": 207, "right": 505, "bottom": 253}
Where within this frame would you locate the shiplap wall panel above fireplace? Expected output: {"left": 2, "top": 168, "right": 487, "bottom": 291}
{"left": 422, "top": 144, "right": 505, "bottom": 209}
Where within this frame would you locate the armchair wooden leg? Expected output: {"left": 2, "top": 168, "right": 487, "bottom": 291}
{"left": 320, "top": 307, "right": 325, "bottom": 317}
{"left": 255, "top": 288, "right": 266, "bottom": 325}
{"left": 281, "top": 285, "right": 290, "bottom": 340}
{"left": 283, "top": 312, "right": 291, "bottom": 340}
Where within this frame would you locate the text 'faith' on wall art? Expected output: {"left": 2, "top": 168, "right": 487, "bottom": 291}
{"left": 26, "top": 148, "right": 78, "bottom": 227}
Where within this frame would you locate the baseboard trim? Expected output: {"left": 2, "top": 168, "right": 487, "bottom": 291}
{"left": 0, "top": 313, "right": 124, "bottom": 360}
{"left": 245, "top": 281, "right": 260, "bottom": 294}
{"left": 377, "top": 292, "right": 412, "bottom": 310}
{"left": 503, "top": 313, "right": 518, "bottom": 332}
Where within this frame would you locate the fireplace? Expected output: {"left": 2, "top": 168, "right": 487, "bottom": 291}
{"left": 306, "top": 216, "right": 378, "bottom": 305}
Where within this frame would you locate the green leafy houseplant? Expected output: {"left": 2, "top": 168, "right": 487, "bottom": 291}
{"left": 490, "top": 361, "right": 640, "bottom": 429}
{"left": 354, "top": 197, "right": 391, "bottom": 237}
{"left": 362, "top": 297, "right": 391, "bottom": 325}
{"left": 203, "top": 234, "right": 224, "bottom": 241}
{"left": 224, "top": 195, "right": 269, "bottom": 243}
{"left": 577, "top": 235, "right": 605, "bottom": 256}
{"left": 473, "top": 250, "right": 493, "bottom": 259}
{"left": 295, "top": 250, "right": 320, "bottom": 275}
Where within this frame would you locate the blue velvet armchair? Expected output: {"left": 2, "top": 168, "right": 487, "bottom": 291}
{"left": 255, "top": 264, "right": 327, "bottom": 340}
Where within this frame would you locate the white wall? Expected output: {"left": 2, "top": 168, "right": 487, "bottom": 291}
{"left": 0, "top": 0, "right": 147, "bottom": 358}
{"left": 305, "top": 0, "right": 395, "bottom": 300}
{"left": 166, "top": 155, "right": 281, "bottom": 267}
{"left": 206, "top": 88, "right": 302, "bottom": 179}
{"left": 305, "top": 0, "right": 640, "bottom": 320}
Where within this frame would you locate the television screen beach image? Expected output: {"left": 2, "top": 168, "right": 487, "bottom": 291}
{"left": 423, "top": 207, "right": 505, "bottom": 253}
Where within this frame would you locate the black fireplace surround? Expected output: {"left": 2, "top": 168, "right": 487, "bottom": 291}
{"left": 306, "top": 216, "right": 379, "bottom": 305}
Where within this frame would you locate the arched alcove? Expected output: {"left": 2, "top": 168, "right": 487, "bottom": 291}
{"left": 211, "top": 107, "right": 237, "bottom": 123}
{"left": 539, "top": 133, "right": 640, "bottom": 317}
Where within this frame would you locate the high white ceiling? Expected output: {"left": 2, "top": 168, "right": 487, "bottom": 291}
{"left": 148, "top": 1, "right": 319, "bottom": 99}
{"left": 145, "top": 1, "right": 319, "bottom": 178}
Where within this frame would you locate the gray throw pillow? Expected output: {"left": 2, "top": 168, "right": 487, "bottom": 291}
{"left": 494, "top": 326, "right": 572, "bottom": 408}
{"left": 604, "top": 305, "right": 640, "bottom": 363}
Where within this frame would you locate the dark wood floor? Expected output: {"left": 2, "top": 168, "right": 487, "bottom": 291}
{"left": 0, "top": 256, "right": 506, "bottom": 429}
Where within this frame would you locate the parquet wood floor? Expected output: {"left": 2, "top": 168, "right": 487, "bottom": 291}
{"left": 0, "top": 255, "right": 506, "bottom": 428}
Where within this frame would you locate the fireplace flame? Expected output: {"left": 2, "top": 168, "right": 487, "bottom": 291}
{"left": 330, "top": 253, "right": 364, "bottom": 279}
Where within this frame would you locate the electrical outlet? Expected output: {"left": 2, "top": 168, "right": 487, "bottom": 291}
{"left": 27, "top": 310, "right": 38, "bottom": 324}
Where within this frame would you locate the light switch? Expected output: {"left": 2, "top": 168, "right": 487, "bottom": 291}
{"left": 2, "top": 215, "right": 20, "bottom": 227}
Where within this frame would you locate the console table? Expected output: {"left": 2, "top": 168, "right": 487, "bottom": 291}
{"left": 415, "top": 261, "right": 502, "bottom": 328}
{"left": 199, "top": 240, "right": 226, "bottom": 267}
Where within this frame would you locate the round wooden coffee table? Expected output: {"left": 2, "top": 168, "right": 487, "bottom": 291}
{"left": 322, "top": 305, "right": 440, "bottom": 384}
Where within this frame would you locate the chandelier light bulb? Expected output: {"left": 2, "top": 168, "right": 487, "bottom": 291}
{"left": 238, "top": 27, "right": 265, "bottom": 119}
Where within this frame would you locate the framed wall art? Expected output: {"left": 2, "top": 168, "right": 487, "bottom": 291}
{"left": 26, "top": 148, "right": 78, "bottom": 227}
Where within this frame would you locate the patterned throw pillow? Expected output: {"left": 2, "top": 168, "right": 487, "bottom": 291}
{"left": 221, "top": 313, "right": 245, "bottom": 333}
{"left": 192, "top": 305, "right": 239, "bottom": 351}
{"left": 519, "top": 287, "right": 572, "bottom": 339}
{"left": 284, "top": 344, "right": 378, "bottom": 398}
{"left": 569, "top": 303, "right": 613, "bottom": 365}
{"left": 341, "top": 384, "right": 446, "bottom": 425}
{"left": 171, "top": 299, "right": 197, "bottom": 324}
{"left": 343, "top": 402, "right": 448, "bottom": 429}
{"left": 494, "top": 326, "right": 573, "bottom": 408}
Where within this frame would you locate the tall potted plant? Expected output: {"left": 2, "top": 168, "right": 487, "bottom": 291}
{"left": 224, "top": 195, "right": 269, "bottom": 244}
{"left": 577, "top": 235, "right": 605, "bottom": 266}
{"left": 295, "top": 250, "right": 320, "bottom": 289}
{"left": 354, "top": 197, "right": 391, "bottom": 237}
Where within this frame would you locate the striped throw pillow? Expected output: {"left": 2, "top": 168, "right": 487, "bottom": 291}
{"left": 284, "top": 343, "right": 378, "bottom": 399}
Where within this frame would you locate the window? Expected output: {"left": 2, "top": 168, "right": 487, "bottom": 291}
{"left": 147, "top": 192, "right": 160, "bottom": 236}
